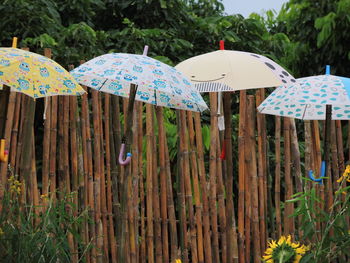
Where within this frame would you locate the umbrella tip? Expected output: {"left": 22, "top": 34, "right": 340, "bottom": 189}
{"left": 325, "top": 65, "right": 330, "bottom": 75}
{"left": 143, "top": 45, "right": 149, "bottom": 56}
{"left": 219, "top": 40, "right": 224, "bottom": 50}
{"left": 12, "top": 37, "right": 18, "bottom": 48}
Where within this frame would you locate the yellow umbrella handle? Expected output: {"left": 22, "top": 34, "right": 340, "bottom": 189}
{"left": 0, "top": 139, "right": 8, "bottom": 162}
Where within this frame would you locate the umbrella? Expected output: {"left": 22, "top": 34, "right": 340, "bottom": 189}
{"left": 71, "top": 46, "right": 208, "bottom": 165}
{"left": 0, "top": 49, "right": 85, "bottom": 98}
{"left": 258, "top": 65, "right": 350, "bottom": 182}
{"left": 175, "top": 40, "right": 296, "bottom": 93}
{"left": 0, "top": 37, "right": 85, "bottom": 163}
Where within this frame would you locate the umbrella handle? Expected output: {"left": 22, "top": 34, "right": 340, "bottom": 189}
{"left": 0, "top": 139, "right": 8, "bottom": 162}
{"left": 118, "top": 143, "right": 132, "bottom": 166}
{"left": 308, "top": 161, "right": 326, "bottom": 185}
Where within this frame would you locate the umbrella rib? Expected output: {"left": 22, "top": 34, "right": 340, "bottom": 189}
{"left": 98, "top": 78, "right": 108, "bottom": 91}
{"left": 301, "top": 105, "right": 308, "bottom": 119}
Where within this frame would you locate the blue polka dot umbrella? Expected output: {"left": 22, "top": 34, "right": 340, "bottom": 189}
{"left": 258, "top": 65, "right": 350, "bottom": 183}
{"left": 257, "top": 66, "right": 350, "bottom": 120}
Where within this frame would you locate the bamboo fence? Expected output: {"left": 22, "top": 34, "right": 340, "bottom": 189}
{"left": 0, "top": 48, "right": 349, "bottom": 263}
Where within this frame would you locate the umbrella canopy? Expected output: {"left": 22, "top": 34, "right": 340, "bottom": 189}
{"left": 257, "top": 71, "right": 350, "bottom": 120}
{"left": 0, "top": 48, "right": 85, "bottom": 98}
{"left": 175, "top": 41, "right": 296, "bottom": 92}
{"left": 71, "top": 52, "right": 208, "bottom": 112}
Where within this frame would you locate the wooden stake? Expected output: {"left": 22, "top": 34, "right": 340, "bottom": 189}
{"left": 275, "top": 116, "right": 282, "bottom": 237}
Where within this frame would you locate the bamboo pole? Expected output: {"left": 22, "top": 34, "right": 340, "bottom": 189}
{"left": 165, "top": 135, "right": 179, "bottom": 262}
{"left": 49, "top": 94, "right": 58, "bottom": 201}
{"left": 146, "top": 103, "right": 154, "bottom": 263}
{"left": 177, "top": 110, "right": 188, "bottom": 263}
{"left": 9, "top": 93, "right": 22, "bottom": 169}
{"left": 283, "top": 118, "right": 294, "bottom": 235}
{"left": 216, "top": 134, "right": 227, "bottom": 263}
{"left": 223, "top": 91, "right": 238, "bottom": 263}
{"left": 244, "top": 103, "right": 252, "bottom": 263}
{"left": 187, "top": 111, "right": 204, "bottom": 263}
{"left": 91, "top": 89, "right": 103, "bottom": 263}
{"left": 246, "top": 95, "right": 261, "bottom": 263}
{"left": 152, "top": 107, "right": 162, "bottom": 263}
{"left": 180, "top": 110, "right": 198, "bottom": 263}
{"left": 275, "top": 116, "right": 282, "bottom": 237}
{"left": 128, "top": 100, "right": 139, "bottom": 263}
{"left": 289, "top": 119, "right": 303, "bottom": 236}
{"left": 104, "top": 94, "right": 117, "bottom": 263}
{"left": 238, "top": 91, "right": 246, "bottom": 262}
{"left": 327, "top": 121, "right": 337, "bottom": 210}
{"left": 255, "top": 90, "right": 267, "bottom": 251}
{"left": 0, "top": 90, "right": 16, "bottom": 206}
{"left": 81, "top": 85, "right": 96, "bottom": 263}
{"left": 157, "top": 107, "right": 170, "bottom": 263}
{"left": 208, "top": 93, "right": 219, "bottom": 263}
{"left": 41, "top": 48, "right": 52, "bottom": 196}
{"left": 193, "top": 111, "right": 211, "bottom": 263}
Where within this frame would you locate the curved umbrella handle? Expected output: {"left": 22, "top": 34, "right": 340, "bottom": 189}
{"left": 308, "top": 161, "right": 326, "bottom": 185}
{"left": 118, "top": 143, "right": 132, "bottom": 166}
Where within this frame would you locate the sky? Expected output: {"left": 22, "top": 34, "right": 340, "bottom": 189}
{"left": 221, "top": 0, "right": 288, "bottom": 17}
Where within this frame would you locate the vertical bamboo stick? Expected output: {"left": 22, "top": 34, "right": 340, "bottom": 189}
{"left": 49, "top": 94, "right": 58, "bottom": 201}
{"left": 15, "top": 95, "right": 26, "bottom": 178}
{"left": 9, "top": 94, "right": 22, "bottom": 169}
{"left": 177, "top": 110, "right": 188, "bottom": 263}
{"left": 283, "top": 118, "right": 294, "bottom": 235}
{"left": 128, "top": 100, "right": 139, "bottom": 263}
{"left": 146, "top": 103, "right": 154, "bottom": 263}
{"left": 216, "top": 134, "right": 227, "bottom": 263}
{"left": 208, "top": 93, "right": 219, "bottom": 263}
{"left": 223, "top": 92, "right": 238, "bottom": 263}
{"left": 275, "top": 117, "right": 282, "bottom": 237}
{"left": 194, "top": 112, "right": 212, "bottom": 263}
{"left": 180, "top": 110, "right": 198, "bottom": 263}
{"left": 255, "top": 90, "right": 267, "bottom": 251}
{"left": 104, "top": 94, "right": 117, "bottom": 263}
{"left": 0, "top": 91, "right": 16, "bottom": 205}
{"left": 336, "top": 120, "right": 345, "bottom": 173}
{"left": 246, "top": 96, "right": 261, "bottom": 263}
{"left": 327, "top": 121, "right": 337, "bottom": 210}
{"left": 152, "top": 108, "right": 162, "bottom": 263}
{"left": 187, "top": 111, "right": 204, "bottom": 263}
{"left": 238, "top": 91, "right": 246, "bottom": 262}
{"left": 165, "top": 137, "right": 179, "bottom": 262}
{"left": 91, "top": 89, "right": 103, "bottom": 263}
{"left": 157, "top": 107, "right": 170, "bottom": 263}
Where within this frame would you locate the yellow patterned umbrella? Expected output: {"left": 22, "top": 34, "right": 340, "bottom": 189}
{"left": 0, "top": 48, "right": 85, "bottom": 98}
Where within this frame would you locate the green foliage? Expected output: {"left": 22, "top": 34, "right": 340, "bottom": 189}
{"left": 287, "top": 175, "right": 350, "bottom": 262}
{"left": 0, "top": 178, "right": 91, "bottom": 263}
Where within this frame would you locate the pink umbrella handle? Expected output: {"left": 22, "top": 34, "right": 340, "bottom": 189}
{"left": 118, "top": 143, "right": 132, "bottom": 166}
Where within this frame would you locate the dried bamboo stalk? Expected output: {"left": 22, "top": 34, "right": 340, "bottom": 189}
{"left": 151, "top": 106, "right": 162, "bottom": 263}
{"left": 283, "top": 118, "right": 294, "bottom": 235}
{"left": 165, "top": 134, "right": 179, "bottom": 262}
{"left": 49, "top": 95, "right": 58, "bottom": 201}
{"left": 157, "top": 107, "right": 170, "bottom": 263}
{"left": 104, "top": 94, "right": 117, "bottom": 263}
{"left": 9, "top": 93, "right": 22, "bottom": 169}
{"left": 187, "top": 111, "right": 204, "bottom": 263}
{"left": 238, "top": 91, "right": 246, "bottom": 262}
{"left": 216, "top": 134, "right": 227, "bottom": 263}
{"left": 146, "top": 103, "right": 154, "bottom": 263}
{"left": 246, "top": 96, "right": 261, "bottom": 263}
{"left": 223, "top": 92, "right": 238, "bottom": 262}
{"left": 255, "top": 90, "right": 267, "bottom": 251}
{"left": 0, "top": 91, "right": 16, "bottom": 205}
{"left": 180, "top": 110, "right": 198, "bottom": 263}
{"left": 275, "top": 116, "right": 282, "bottom": 237}
{"left": 208, "top": 93, "right": 219, "bottom": 263}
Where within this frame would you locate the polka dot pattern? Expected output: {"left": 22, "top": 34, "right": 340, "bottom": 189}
{"left": 258, "top": 75, "right": 350, "bottom": 120}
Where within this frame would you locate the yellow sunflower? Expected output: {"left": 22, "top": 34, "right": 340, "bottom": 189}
{"left": 263, "top": 235, "right": 309, "bottom": 263}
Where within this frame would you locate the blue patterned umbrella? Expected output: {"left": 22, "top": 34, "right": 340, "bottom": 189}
{"left": 258, "top": 66, "right": 350, "bottom": 120}
{"left": 258, "top": 65, "right": 350, "bottom": 183}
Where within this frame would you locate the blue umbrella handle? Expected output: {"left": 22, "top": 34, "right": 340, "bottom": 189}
{"left": 308, "top": 161, "right": 326, "bottom": 185}
{"left": 118, "top": 143, "right": 132, "bottom": 166}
